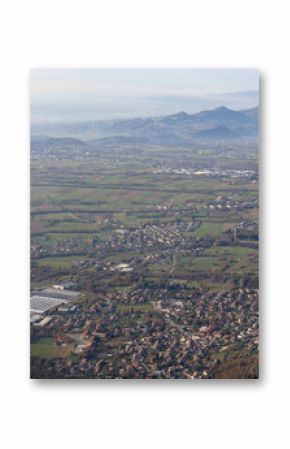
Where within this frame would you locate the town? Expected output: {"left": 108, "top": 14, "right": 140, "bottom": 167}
{"left": 31, "top": 138, "right": 259, "bottom": 378}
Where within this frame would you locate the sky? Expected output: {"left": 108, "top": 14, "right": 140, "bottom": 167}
{"left": 31, "top": 68, "right": 259, "bottom": 123}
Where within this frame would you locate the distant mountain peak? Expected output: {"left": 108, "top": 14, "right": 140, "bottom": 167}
{"left": 213, "top": 105, "right": 232, "bottom": 112}
{"left": 169, "top": 111, "right": 190, "bottom": 119}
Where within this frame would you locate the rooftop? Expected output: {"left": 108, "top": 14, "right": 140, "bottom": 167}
{"left": 37, "top": 288, "right": 81, "bottom": 301}
{"left": 30, "top": 295, "right": 66, "bottom": 314}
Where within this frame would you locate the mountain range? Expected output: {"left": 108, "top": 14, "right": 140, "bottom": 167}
{"left": 31, "top": 105, "right": 259, "bottom": 146}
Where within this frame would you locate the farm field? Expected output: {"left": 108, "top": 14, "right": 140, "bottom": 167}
{"left": 31, "top": 143, "right": 258, "bottom": 291}
{"left": 31, "top": 338, "right": 74, "bottom": 359}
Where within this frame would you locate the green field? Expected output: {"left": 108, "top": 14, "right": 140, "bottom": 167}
{"left": 117, "top": 304, "right": 152, "bottom": 313}
{"left": 36, "top": 255, "right": 86, "bottom": 268}
{"left": 193, "top": 222, "right": 223, "bottom": 238}
{"left": 31, "top": 338, "right": 74, "bottom": 359}
{"left": 145, "top": 244, "right": 258, "bottom": 282}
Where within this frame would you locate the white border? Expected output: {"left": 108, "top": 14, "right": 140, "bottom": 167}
{"left": 1, "top": 1, "right": 289, "bottom": 448}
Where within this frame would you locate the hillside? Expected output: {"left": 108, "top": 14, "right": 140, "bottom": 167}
{"left": 31, "top": 105, "right": 259, "bottom": 145}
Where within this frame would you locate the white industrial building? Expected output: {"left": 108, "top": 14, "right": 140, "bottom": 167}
{"left": 30, "top": 295, "right": 66, "bottom": 314}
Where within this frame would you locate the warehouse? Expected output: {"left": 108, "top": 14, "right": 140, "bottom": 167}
{"left": 30, "top": 295, "right": 66, "bottom": 314}
{"left": 36, "top": 288, "right": 81, "bottom": 302}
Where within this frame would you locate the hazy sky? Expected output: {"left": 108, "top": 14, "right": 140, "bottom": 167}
{"left": 31, "top": 68, "right": 259, "bottom": 122}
